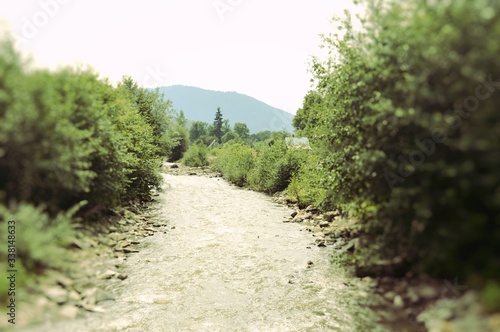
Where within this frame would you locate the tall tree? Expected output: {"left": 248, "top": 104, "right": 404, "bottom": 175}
{"left": 213, "top": 107, "right": 223, "bottom": 144}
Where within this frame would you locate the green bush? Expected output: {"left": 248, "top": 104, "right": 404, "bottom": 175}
{"left": 0, "top": 202, "right": 78, "bottom": 272}
{"left": 286, "top": 152, "right": 328, "bottom": 208}
{"left": 0, "top": 41, "right": 164, "bottom": 213}
{"left": 295, "top": 0, "right": 500, "bottom": 282}
{"left": 182, "top": 143, "right": 210, "bottom": 167}
{"left": 248, "top": 139, "right": 304, "bottom": 194}
{"left": 212, "top": 143, "right": 255, "bottom": 186}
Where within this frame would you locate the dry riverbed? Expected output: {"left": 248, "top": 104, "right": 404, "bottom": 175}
{"left": 5, "top": 164, "right": 498, "bottom": 331}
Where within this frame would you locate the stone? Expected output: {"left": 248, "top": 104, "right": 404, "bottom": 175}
{"left": 44, "top": 286, "right": 68, "bottom": 304}
{"left": 123, "top": 248, "right": 140, "bottom": 253}
{"left": 109, "top": 233, "right": 127, "bottom": 241}
{"left": 305, "top": 205, "right": 318, "bottom": 213}
{"left": 416, "top": 285, "right": 439, "bottom": 300}
{"left": 68, "top": 290, "right": 82, "bottom": 302}
{"left": 322, "top": 227, "right": 334, "bottom": 236}
{"left": 290, "top": 211, "right": 298, "bottom": 218}
{"left": 313, "top": 215, "right": 324, "bottom": 221}
{"left": 117, "top": 273, "right": 128, "bottom": 280}
{"left": 319, "top": 221, "right": 330, "bottom": 228}
{"left": 323, "top": 211, "right": 338, "bottom": 222}
{"left": 96, "top": 270, "right": 117, "bottom": 280}
{"left": 59, "top": 305, "right": 79, "bottom": 319}
{"left": 55, "top": 275, "right": 74, "bottom": 289}
{"left": 86, "top": 238, "right": 99, "bottom": 247}
{"left": 384, "top": 291, "right": 397, "bottom": 302}
{"left": 69, "top": 238, "right": 87, "bottom": 250}
{"left": 316, "top": 240, "right": 326, "bottom": 247}
{"left": 117, "top": 240, "right": 132, "bottom": 248}
{"left": 393, "top": 295, "right": 404, "bottom": 308}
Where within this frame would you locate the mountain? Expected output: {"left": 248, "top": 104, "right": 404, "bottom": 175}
{"left": 158, "top": 85, "right": 294, "bottom": 133}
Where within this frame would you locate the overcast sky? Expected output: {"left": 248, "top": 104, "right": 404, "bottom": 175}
{"left": 0, "top": 0, "right": 358, "bottom": 114}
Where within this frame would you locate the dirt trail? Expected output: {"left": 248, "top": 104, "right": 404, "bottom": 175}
{"left": 23, "top": 172, "right": 386, "bottom": 332}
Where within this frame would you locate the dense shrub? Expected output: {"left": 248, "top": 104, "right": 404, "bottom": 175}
{"left": 119, "top": 77, "right": 176, "bottom": 157}
{"left": 295, "top": 0, "right": 500, "bottom": 283}
{"left": 182, "top": 143, "right": 210, "bottom": 167}
{"left": 248, "top": 139, "right": 304, "bottom": 193}
{"left": 0, "top": 202, "right": 80, "bottom": 301}
{"left": 0, "top": 203, "right": 78, "bottom": 272}
{"left": 0, "top": 40, "right": 165, "bottom": 213}
{"left": 211, "top": 143, "right": 255, "bottom": 186}
{"left": 286, "top": 152, "right": 328, "bottom": 208}
{"left": 167, "top": 124, "right": 190, "bottom": 161}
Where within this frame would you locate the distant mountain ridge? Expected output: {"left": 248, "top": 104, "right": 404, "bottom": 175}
{"left": 158, "top": 85, "right": 294, "bottom": 133}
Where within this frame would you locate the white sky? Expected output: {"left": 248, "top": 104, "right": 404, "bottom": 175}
{"left": 0, "top": 0, "right": 358, "bottom": 114}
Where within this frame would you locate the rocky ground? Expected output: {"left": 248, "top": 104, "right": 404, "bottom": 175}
{"left": 5, "top": 162, "right": 499, "bottom": 331}
{"left": 274, "top": 193, "right": 500, "bottom": 332}
{"left": 2, "top": 198, "right": 170, "bottom": 330}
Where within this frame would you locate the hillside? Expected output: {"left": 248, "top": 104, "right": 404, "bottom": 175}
{"left": 158, "top": 85, "right": 294, "bottom": 133}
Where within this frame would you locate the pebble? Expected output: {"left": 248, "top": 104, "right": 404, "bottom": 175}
{"left": 117, "top": 273, "right": 128, "bottom": 280}
{"left": 58, "top": 305, "right": 79, "bottom": 319}
{"left": 417, "top": 285, "right": 439, "bottom": 300}
{"left": 393, "top": 295, "right": 404, "bottom": 308}
{"left": 68, "top": 290, "right": 82, "bottom": 302}
{"left": 44, "top": 286, "right": 68, "bottom": 304}
{"left": 123, "top": 248, "right": 140, "bottom": 253}
{"left": 96, "top": 270, "right": 117, "bottom": 280}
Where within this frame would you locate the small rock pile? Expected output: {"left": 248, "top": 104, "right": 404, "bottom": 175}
{"left": 164, "top": 163, "right": 222, "bottom": 178}
{"left": 283, "top": 204, "right": 354, "bottom": 250}
{"left": 8, "top": 204, "right": 168, "bottom": 329}
{"left": 275, "top": 196, "right": 500, "bottom": 331}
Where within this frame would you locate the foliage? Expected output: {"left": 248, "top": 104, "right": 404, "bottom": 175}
{"left": 119, "top": 77, "right": 175, "bottom": 157}
{"left": 211, "top": 143, "right": 255, "bottom": 186}
{"left": 189, "top": 121, "right": 209, "bottom": 142}
{"left": 221, "top": 131, "right": 239, "bottom": 144}
{"left": 233, "top": 122, "right": 250, "bottom": 140}
{"left": 0, "top": 203, "right": 78, "bottom": 277}
{"left": 211, "top": 135, "right": 307, "bottom": 194}
{"left": 249, "top": 130, "right": 273, "bottom": 144}
{"left": 294, "top": 0, "right": 500, "bottom": 283}
{"left": 181, "top": 143, "right": 210, "bottom": 167}
{"left": 248, "top": 139, "right": 304, "bottom": 193}
{"left": 0, "top": 39, "right": 165, "bottom": 212}
{"left": 286, "top": 152, "right": 328, "bottom": 208}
